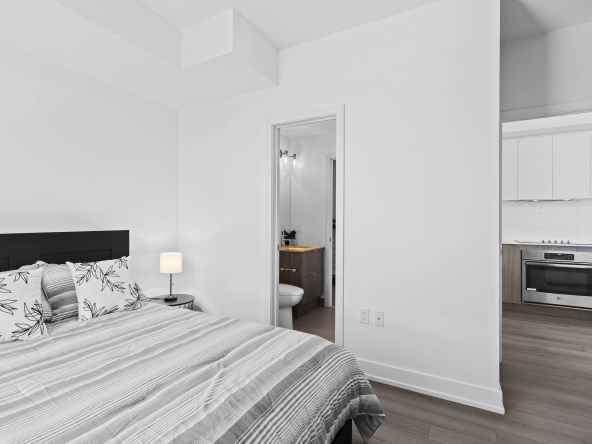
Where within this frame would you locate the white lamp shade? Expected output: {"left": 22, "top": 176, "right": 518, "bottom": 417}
{"left": 160, "top": 252, "right": 183, "bottom": 274}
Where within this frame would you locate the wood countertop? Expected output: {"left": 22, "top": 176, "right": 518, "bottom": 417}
{"left": 279, "top": 245, "right": 324, "bottom": 252}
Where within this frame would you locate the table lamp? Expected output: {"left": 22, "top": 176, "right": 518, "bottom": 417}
{"left": 160, "top": 252, "right": 183, "bottom": 301}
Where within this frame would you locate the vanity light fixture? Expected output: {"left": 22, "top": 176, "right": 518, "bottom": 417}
{"left": 279, "top": 149, "right": 297, "bottom": 166}
{"left": 280, "top": 149, "right": 288, "bottom": 165}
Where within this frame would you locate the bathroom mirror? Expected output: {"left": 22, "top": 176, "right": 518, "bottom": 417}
{"left": 279, "top": 171, "right": 291, "bottom": 233}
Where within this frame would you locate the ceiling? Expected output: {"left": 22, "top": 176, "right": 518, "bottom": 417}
{"left": 4, "top": 0, "right": 592, "bottom": 112}
{"left": 281, "top": 120, "right": 336, "bottom": 139}
{"left": 139, "top": 0, "right": 442, "bottom": 49}
{"left": 501, "top": 0, "right": 592, "bottom": 42}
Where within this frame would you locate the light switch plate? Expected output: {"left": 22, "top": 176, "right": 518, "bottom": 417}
{"left": 360, "top": 308, "right": 369, "bottom": 324}
{"left": 374, "top": 310, "right": 384, "bottom": 326}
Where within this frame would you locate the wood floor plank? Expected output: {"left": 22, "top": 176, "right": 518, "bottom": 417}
{"left": 501, "top": 368, "right": 592, "bottom": 397}
{"left": 503, "top": 387, "right": 592, "bottom": 419}
{"left": 503, "top": 350, "right": 592, "bottom": 374}
{"left": 371, "top": 422, "right": 434, "bottom": 444}
{"left": 377, "top": 394, "right": 498, "bottom": 443}
{"left": 572, "top": 372, "right": 592, "bottom": 383}
{"left": 375, "top": 383, "right": 583, "bottom": 444}
{"left": 496, "top": 430, "right": 549, "bottom": 444}
{"left": 383, "top": 411, "right": 430, "bottom": 438}
{"left": 501, "top": 381, "right": 592, "bottom": 410}
{"left": 504, "top": 398, "right": 592, "bottom": 431}
{"left": 428, "top": 425, "right": 492, "bottom": 444}
{"left": 501, "top": 359, "right": 575, "bottom": 379}
{"left": 503, "top": 407, "right": 592, "bottom": 441}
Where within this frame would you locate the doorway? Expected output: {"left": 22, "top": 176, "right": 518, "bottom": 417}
{"left": 265, "top": 105, "right": 345, "bottom": 346}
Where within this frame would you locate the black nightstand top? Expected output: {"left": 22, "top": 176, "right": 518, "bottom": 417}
{"left": 149, "top": 294, "right": 195, "bottom": 307}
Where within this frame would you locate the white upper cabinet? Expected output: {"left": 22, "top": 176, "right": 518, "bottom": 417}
{"left": 502, "top": 139, "right": 518, "bottom": 200}
{"left": 518, "top": 135, "right": 553, "bottom": 200}
{"left": 553, "top": 132, "right": 591, "bottom": 200}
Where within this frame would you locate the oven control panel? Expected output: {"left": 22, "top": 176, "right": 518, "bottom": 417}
{"left": 544, "top": 253, "right": 574, "bottom": 260}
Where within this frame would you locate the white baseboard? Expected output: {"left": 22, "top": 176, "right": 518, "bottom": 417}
{"left": 359, "top": 358, "right": 505, "bottom": 415}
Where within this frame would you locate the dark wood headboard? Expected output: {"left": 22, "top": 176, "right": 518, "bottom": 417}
{"left": 0, "top": 231, "right": 129, "bottom": 272}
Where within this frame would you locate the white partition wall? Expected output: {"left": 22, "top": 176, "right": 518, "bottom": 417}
{"left": 178, "top": 0, "right": 503, "bottom": 413}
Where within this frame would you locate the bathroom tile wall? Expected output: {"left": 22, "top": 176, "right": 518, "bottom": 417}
{"left": 502, "top": 200, "right": 592, "bottom": 244}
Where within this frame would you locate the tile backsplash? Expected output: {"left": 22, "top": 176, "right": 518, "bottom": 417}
{"left": 502, "top": 200, "right": 592, "bottom": 244}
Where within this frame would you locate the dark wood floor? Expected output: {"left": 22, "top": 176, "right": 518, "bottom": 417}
{"left": 353, "top": 303, "right": 592, "bottom": 444}
{"left": 293, "top": 303, "right": 335, "bottom": 343}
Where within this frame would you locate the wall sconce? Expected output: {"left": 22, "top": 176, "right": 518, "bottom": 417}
{"left": 279, "top": 149, "right": 297, "bottom": 166}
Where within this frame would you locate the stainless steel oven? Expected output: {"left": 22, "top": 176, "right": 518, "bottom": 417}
{"left": 522, "top": 250, "right": 592, "bottom": 309}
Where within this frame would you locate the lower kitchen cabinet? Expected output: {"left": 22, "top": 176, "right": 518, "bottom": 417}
{"left": 502, "top": 244, "right": 525, "bottom": 304}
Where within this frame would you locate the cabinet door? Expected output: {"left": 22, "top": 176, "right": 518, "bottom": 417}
{"left": 502, "top": 139, "right": 518, "bottom": 200}
{"left": 518, "top": 136, "right": 553, "bottom": 200}
{"left": 552, "top": 132, "right": 591, "bottom": 199}
{"left": 502, "top": 245, "right": 525, "bottom": 304}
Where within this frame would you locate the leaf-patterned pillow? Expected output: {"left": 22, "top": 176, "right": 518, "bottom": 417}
{"left": 66, "top": 256, "right": 147, "bottom": 321}
{"left": 0, "top": 268, "right": 48, "bottom": 343}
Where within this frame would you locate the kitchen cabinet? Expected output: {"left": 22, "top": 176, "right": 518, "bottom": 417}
{"left": 517, "top": 135, "right": 553, "bottom": 200}
{"left": 552, "top": 132, "right": 591, "bottom": 200}
{"left": 502, "top": 244, "right": 525, "bottom": 304}
{"left": 502, "top": 139, "right": 518, "bottom": 201}
{"left": 279, "top": 247, "right": 324, "bottom": 318}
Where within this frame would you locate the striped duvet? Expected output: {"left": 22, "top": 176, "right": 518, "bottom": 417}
{"left": 0, "top": 304, "right": 383, "bottom": 443}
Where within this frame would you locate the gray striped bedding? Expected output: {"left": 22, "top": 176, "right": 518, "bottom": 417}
{"left": 0, "top": 304, "right": 384, "bottom": 443}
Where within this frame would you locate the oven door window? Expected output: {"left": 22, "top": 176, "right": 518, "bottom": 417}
{"left": 525, "top": 262, "right": 592, "bottom": 297}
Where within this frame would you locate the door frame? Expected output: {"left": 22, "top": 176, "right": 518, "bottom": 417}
{"left": 324, "top": 153, "right": 336, "bottom": 307}
{"left": 265, "top": 104, "right": 345, "bottom": 347}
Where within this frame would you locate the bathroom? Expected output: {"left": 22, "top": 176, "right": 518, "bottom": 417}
{"left": 277, "top": 119, "right": 337, "bottom": 342}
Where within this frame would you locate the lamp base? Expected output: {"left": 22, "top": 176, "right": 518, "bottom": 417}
{"left": 164, "top": 295, "right": 178, "bottom": 302}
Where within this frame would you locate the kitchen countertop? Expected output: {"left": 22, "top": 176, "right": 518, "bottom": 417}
{"left": 502, "top": 241, "right": 592, "bottom": 249}
{"left": 279, "top": 245, "right": 324, "bottom": 252}
{"left": 503, "top": 240, "right": 578, "bottom": 246}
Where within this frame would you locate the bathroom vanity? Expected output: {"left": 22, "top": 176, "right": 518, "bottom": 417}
{"left": 279, "top": 246, "right": 325, "bottom": 318}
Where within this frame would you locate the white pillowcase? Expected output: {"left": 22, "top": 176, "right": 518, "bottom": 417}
{"left": 66, "top": 256, "right": 147, "bottom": 321}
{"left": 0, "top": 268, "right": 47, "bottom": 343}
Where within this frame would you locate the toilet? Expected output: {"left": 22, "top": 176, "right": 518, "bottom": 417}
{"left": 278, "top": 283, "right": 304, "bottom": 329}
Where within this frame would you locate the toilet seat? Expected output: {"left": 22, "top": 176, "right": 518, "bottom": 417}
{"left": 279, "top": 283, "right": 304, "bottom": 297}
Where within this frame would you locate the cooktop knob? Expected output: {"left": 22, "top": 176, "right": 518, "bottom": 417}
{"left": 554, "top": 240, "right": 558, "bottom": 243}
{"left": 561, "top": 240, "right": 564, "bottom": 244}
{"left": 542, "top": 240, "right": 546, "bottom": 243}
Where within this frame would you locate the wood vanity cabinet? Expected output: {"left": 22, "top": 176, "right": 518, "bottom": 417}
{"left": 279, "top": 247, "right": 324, "bottom": 318}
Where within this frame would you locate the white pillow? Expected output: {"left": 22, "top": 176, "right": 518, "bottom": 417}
{"left": 66, "top": 256, "right": 147, "bottom": 321}
{"left": 0, "top": 268, "right": 48, "bottom": 343}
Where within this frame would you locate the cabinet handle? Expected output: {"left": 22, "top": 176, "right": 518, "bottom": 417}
{"left": 281, "top": 268, "right": 298, "bottom": 272}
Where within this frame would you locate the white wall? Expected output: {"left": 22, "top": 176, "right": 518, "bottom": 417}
{"left": 0, "top": 51, "right": 179, "bottom": 296}
{"left": 281, "top": 132, "right": 336, "bottom": 246}
{"left": 501, "top": 21, "right": 592, "bottom": 114}
{"left": 178, "top": 0, "right": 502, "bottom": 413}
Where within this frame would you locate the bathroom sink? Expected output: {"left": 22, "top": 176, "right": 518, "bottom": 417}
{"left": 279, "top": 245, "right": 323, "bottom": 252}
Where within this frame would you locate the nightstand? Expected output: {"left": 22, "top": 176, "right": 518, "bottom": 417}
{"left": 149, "top": 294, "right": 195, "bottom": 311}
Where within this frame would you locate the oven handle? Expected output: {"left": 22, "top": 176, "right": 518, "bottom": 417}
{"left": 525, "top": 261, "right": 592, "bottom": 269}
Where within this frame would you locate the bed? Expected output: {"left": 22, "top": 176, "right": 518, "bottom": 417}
{"left": 0, "top": 231, "right": 384, "bottom": 444}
